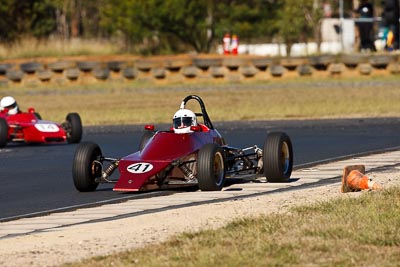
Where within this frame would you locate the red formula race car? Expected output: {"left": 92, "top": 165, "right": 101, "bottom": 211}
{"left": 0, "top": 108, "right": 82, "bottom": 148}
{"left": 72, "top": 95, "right": 293, "bottom": 192}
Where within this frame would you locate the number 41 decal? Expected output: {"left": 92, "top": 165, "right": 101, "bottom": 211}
{"left": 127, "top": 162, "right": 154, "bottom": 174}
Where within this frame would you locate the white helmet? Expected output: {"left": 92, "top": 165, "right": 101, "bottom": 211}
{"left": 173, "top": 109, "right": 197, "bottom": 134}
{"left": 0, "top": 96, "right": 19, "bottom": 115}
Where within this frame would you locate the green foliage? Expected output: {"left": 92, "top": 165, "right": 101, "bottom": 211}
{"left": 0, "top": 0, "right": 348, "bottom": 54}
{"left": 277, "top": 0, "right": 323, "bottom": 54}
{"left": 214, "top": 0, "right": 282, "bottom": 43}
{"left": 31, "top": 0, "right": 57, "bottom": 39}
{"left": 99, "top": 0, "right": 213, "bottom": 53}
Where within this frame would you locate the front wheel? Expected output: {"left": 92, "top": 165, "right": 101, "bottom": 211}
{"left": 197, "top": 143, "right": 225, "bottom": 191}
{"left": 0, "top": 118, "right": 8, "bottom": 148}
{"left": 72, "top": 142, "right": 102, "bottom": 192}
{"left": 263, "top": 132, "right": 293, "bottom": 182}
{"left": 64, "top": 112, "right": 82, "bottom": 144}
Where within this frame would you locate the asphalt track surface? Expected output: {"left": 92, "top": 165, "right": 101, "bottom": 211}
{"left": 1, "top": 118, "right": 400, "bottom": 221}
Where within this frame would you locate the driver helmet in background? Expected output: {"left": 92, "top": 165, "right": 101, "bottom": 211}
{"left": 0, "top": 96, "right": 20, "bottom": 115}
{"left": 173, "top": 109, "right": 197, "bottom": 134}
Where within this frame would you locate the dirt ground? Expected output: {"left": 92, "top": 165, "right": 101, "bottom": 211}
{"left": 0, "top": 167, "right": 399, "bottom": 267}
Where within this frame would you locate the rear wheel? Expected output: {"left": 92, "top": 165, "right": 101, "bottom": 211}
{"left": 72, "top": 142, "right": 102, "bottom": 192}
{"left": 263, "top": 132, "right": 293, "bottom": 182}
{"left": 65, "top": 113, "right": 82, "bottom": 143}
{"left": 197, "top": 143, "right": 225, "bottom": 191}
{"left": 0, "top": 118, "right": 8, "bottom": 148}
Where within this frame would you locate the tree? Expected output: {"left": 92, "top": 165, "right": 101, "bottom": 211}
{"left": 213, "top": 0, "right": 282, "bottom": 44}
{"left": 276, "top": 0, "right": 323, "bottom": 55}
{"left": 0, "top": 0, "right": 333, "bottom": 55}
{"left": 30, "top": 0, "right": 57, "bottom": 39}
{"left": 98, "top": 0, "right": 284, "bottom": 54}
{"left": 51, "top": 0, "right": 102, "bottom": 40}
{"left": 0, "top": 0, "right": 18, "bottom": 43}
{"left": 0, "top": 0, "right": 57, "bottom": 43}
{"left": 99, "top": 0, "right": 153, "bottom": 53}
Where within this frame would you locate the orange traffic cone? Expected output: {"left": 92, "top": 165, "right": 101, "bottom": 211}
{"left": 341, "top": 165, "right": 383, "bottom": 193}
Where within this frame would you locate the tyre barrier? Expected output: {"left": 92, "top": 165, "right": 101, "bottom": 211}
{"left": 270, "top": 65, "right": 285, "bottom": 77}
{"left": 107, "top": 61, "right": 126, "bottom": 72}
{"left": 65, "top": 68, "right": 80, "bottom": 80}
{"left": 341, "top": 54, "right": 367, "bottom": 69}
{"left": 47, "top": 61, "right": 75, "bottom": 72}
{"left": 122, "top": 67, "right": 137, "bottom": 79}
{"left": 92, "top": 68, "right": 110, "bottom": 80}
{"left": 0, "top": 63, "right": 14, "bottom": 75}
{"left": 0, "top": 54, "right": 399, "bottom": 87}
{"left": 37, "top": 70, "right": 53, "bottom": 82}
{"left": 239, "top": 65, "right": 258, "bottom": 77}
{"left": 77, "top": 61, "right": 99, "bottom": 72}
{"left": 20, "top": 62, "right": 43, "bottom": 74}
{"left": 6, "top": 70, "right": 24, "bottom": 82}
{"left": 151, "top": 67, "right": 166, "bottom": 79}
{"left": 192, "top": 57, "right": 222, "bottom": 70}
{"left": 252, "top": 57, "right": 273, "bottom": 71}
{"left": 181, "top": 66, "right": 199, "bottom": 78}
{"left": 308, "top": 55, "right": 334, "bottom": 70}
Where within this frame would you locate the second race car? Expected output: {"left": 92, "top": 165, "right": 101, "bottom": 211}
{"left": 0, "top": 96, "right": 82, "bottom": 148}
{"left": 72, "top": 95, "right": 293, "bottom": 192}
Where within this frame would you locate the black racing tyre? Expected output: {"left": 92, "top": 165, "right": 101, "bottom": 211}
{"left": 72, "top": 142, "right": 102, "bottom": 192}
{"left": 0, "top": 118, "right": 8, "bottom": 148}
{"left": 263, "top": 132, "right": 293, "bottom": 182}
{"left": 139, "top": 130, "right": 155, "bottom": 151}
{"left": 65, "top": 113, "right": 83, "bottom": 144}
{"left": 197, "top": 143, "right": 225, "bottom": 191}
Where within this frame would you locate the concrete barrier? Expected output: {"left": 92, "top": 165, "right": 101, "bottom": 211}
{"left": 0, "top": 54, "right": 399, "bottom": 87}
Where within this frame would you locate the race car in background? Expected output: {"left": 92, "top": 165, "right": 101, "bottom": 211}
{"left": 0, "top": 108, "right": 82, "bottom": 148}
{"left": 72, "top": 95, "right": 293, "bottom": 192}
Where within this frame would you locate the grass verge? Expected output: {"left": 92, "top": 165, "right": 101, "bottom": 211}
{"left": 0, "top": 38, "right": 121, "bottom": 60}
{"left": 2, "top": 76, "right": 400, "bottom": 126}
{"left": 67, "top": 186, "right": 400, "bottom": 267}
